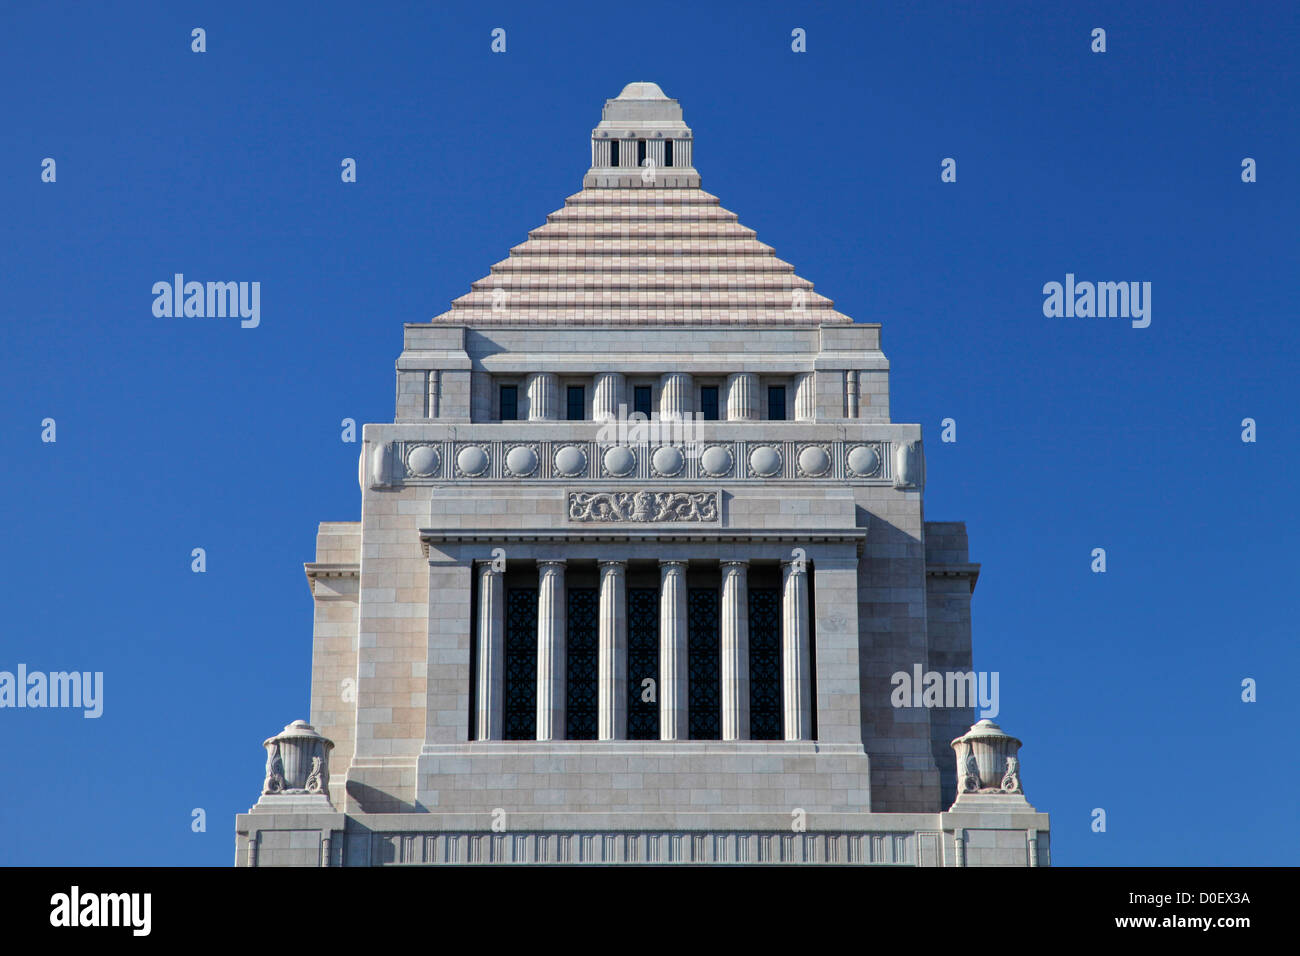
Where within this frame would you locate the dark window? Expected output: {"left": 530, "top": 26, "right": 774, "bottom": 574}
{"left": 767, "top": 385, "right": 786, "bottom": 421}
{"left": 687, "top": 587, "right": 721, "bottom": 740}
{"left": 637, "top": 139, "right": 647, "bottom": 165}
{"left": 566, "top": 385, "right": 585, "bottom": 421}
{"left": 700, "top": 386, "right": 719, "bottom": 421}
{"left": 566, "top": 588, "right": 598, "bottom": 740}
{"left": 627, "top": 588, "right": 660, "bottom": 740}
{"left": 664, "top": 139, "right": 674, "bottom": 167}
{"left": 610, "top": 140, "right": 619, "bottom": 167}
{"left": 633, "top": 385, "right": 653, "bottom": 418}
{"left": 503, "top": 588, "right": 539, "bottom": 740}
{"left": 499, "top": 384, "right": 518, "bottom": 421}
{"left": 748, "top": 587, "right": 782, "bottom": 740}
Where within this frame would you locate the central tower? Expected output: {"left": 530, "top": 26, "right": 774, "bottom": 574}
{"left": 236, "top": 82, "right": 1050, "bottom": 867}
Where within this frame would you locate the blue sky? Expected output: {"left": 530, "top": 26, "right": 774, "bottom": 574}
{"left": 1, "top": 0, "right": 1296, "bottom": 865}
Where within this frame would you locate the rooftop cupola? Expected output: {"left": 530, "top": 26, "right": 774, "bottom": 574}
{"left": 585, "top": 81, "right": 699, "bottom": 188}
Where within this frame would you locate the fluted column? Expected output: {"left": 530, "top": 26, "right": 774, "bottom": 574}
{"left": 536, "top": 560, "right": 566, "bottom": 741}
{"left": 725, "top": 372, "right": 758, "bottom": 421}
{"left": 658, "top": 560, "right": 689, "bottom": 740}
{"left": 597, "top": 560, "right": 627, "bottom": 741}
{"left": 592, "top": 372, "right": 625, "bottom": 422}
{"left": 526, "top": 372, "right": 559, "bottom": 420}
{"left": 474, "top": 560, "right": 504, "bottom": 741}
{"left": 793, "top": 372, "right": 816, "bottom": 422}
{"left": 720, "top": 560, "right": 750, "bottom": 741}
{"left": 781, "top": 558, "right": 812, "bottom": 740}
{"left": 659, "top": 372, "right": 693, "bottom": 420}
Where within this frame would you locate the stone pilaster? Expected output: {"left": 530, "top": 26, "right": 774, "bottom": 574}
{"left": 658, "top": 560, "right": 689, "bottom": 740}
{"left": 536, "top": 560, "right": 566, "bottom": 741}
{"left": 793, "top": 372, "right": 816, "bottom": 421}
{"left": 474, "top": 561, "right": 504, "bottom": 740}
{"left": 844, "top": 370, "right": 858, "bottom": 419}
{"left": 781, "top": 559, "right": 812, "bottom": 740}
{"left": 526, "top": 372, "right": 559, "bottom": 420}
{"left": 592, "top": 372, "right": 625, "bottom": 422}
{"left": 720, "top": 560, "right": 750, "bottom": 741}
{"left": 597, "top": 560, "right": 627, "bottom": 740}
{"left": 725, "top": 372, "right": 758, "bottom": 420}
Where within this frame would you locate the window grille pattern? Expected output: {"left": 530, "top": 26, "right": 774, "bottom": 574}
{"left": 687, "top": 587, "right": 721, "bottom": 740}
{"left": 503, "top": 588, "right": 538, "bottom": 740}
{"left": 748, "top": 587, "right": 782, "bottom": 740}
{"left": 627, "top": 587, "right": 660, "bottom": 740}
{"left": 566, "top": 587, "right": 599, "bottom": 739}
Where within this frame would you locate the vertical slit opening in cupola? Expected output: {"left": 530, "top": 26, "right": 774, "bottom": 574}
{"left": 664, "top": 139, "right": 673, "bottom": 167}
{"left": 637, "top": 139, "right": 647, "bottom": 166}
{"left": 610, "top": 140, "right": 619, "bottom": 167}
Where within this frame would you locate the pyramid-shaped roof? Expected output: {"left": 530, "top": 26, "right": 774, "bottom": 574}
{"left": 430, "top": 83, "right": 852, "bottom": 328}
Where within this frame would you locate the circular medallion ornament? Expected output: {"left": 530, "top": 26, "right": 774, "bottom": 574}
{"left": 602, "top": 445, "right": 637, "bottom": 477}
{"left": 406, "top": 444, "right": 440, "bottom": 477}
{"left": 456, "top": 445, "right": 490, "bottom": 477}
{"left": 700, "top": 444, "right": 733, "bottom": 477}
{"left": 505, "top": 445, "right": 538, "bottom": 477}
{"left": 553, "top": 444, "right": 588, "bottom": 477}
{"left": 797, "top": 445, "right": 831, "bottom": 477}
{"left": 651, "top": 445, "right": 685, "bottom": 477}
{"left": 847, "top": 445, "right": 881, "bottom": 478}
{"left": 749, "top": 445, "right": 783, "bottom": 478}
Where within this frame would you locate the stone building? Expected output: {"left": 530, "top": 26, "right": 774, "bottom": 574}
{"left": 235, "top": 82, "right": 1050, "bottom": 866}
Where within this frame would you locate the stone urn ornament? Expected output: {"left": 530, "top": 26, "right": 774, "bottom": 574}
{"left": 261, "top": 720, "right": 334, "bottom": 797}
{"left": 951, "top": 719, "right": 1024, "bottom": 797}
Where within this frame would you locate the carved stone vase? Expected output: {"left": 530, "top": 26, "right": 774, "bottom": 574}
{"left": 950, "top": 719, "right": 1023, "bottom": 796}
{"left": 262, "top": 720, "right": 334, "bottom": 796}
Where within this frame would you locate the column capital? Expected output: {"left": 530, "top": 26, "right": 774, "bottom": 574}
{"left": 720, "top": 559, "right": 750, "bottom": 571}
{"left": 537, "top": 558, "right": 568, "bottom": 570}
{"left": 780, "top": 558, "right": 809, "bottom": 574}
{"left": 474, "top": 558, "right": 504, "bottom": 574}
{"left": 598, "top": 559, "right": 628, "bottom": 571}
{"left": 658, "top": 559, "right": 689, "bottom": 570}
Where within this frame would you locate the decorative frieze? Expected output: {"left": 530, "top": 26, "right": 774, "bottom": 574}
{"left": 569, "top": 490, "right": 719, "bottom": 522}
{"left": 391, "top": 439, "right": 893, "bottom": 483}
{"left": 366, "top": 829, "right": 916, "bottom": 865}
